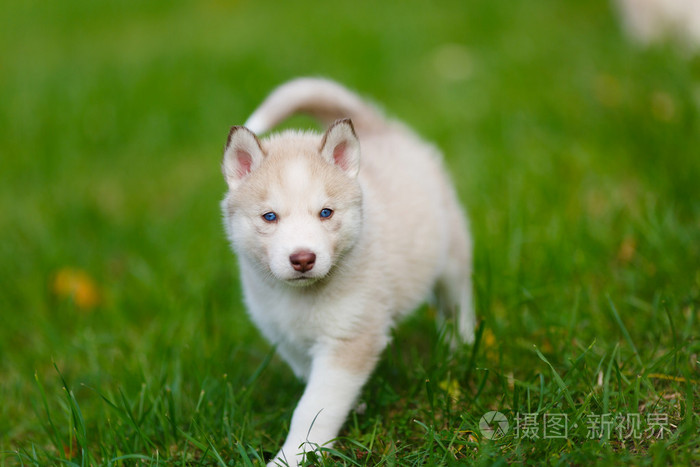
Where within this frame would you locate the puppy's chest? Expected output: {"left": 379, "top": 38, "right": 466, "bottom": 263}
{"left": 244, "top": 282, "right": 328, "bottom": 343}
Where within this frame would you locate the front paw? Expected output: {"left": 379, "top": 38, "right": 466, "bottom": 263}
{"left": 266, "top": 454, "right": 290, "bottom": 467}
{"left": 268, "top": 442, "right": 322, "bottom": 467}
{"left": 267, "top": 448, "right": 299, "bottom": 467}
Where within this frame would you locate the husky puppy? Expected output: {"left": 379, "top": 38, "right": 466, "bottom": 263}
{"left": 221, "top": 78, "right": 475, "bottom": 466}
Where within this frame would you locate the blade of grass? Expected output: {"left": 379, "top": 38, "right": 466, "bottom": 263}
{"left": 53, "top": 364, "right": 90, "bottom": 465}
{"left": 117, "top": 388, "right": 158, "bottom": 451}
{"left": 464, "top": 321, "right": 485, "bottom": 385}
{"left": 33, "top": 371, "right": 63, "bottom": 454}
{"left": 607, "top": 296, "right": 643, "bottom": 367}
{"left": 534, "top": 346, "right": 575, "bottom": 409}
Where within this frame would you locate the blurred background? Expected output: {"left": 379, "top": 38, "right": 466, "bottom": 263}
{"left": 0, "top": 0, "right": 698, "bottom": 463}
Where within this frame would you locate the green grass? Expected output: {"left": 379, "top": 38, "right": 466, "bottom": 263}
{"left": 1, "top": 0, "right": 698, "bottom": 465}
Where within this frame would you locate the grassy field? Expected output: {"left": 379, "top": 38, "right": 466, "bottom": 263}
{"left": 1, "top": 0, "right": 698, "bottom": 465}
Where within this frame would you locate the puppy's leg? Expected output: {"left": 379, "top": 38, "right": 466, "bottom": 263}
{"left": 276, "top": 341, "right": 312, "bottom": 381}
{"left": 269, "top": 332, "right": 387, "bottom": 467}
{"left": 436, "top": 213, "right": 476, "bottom": 346}
{"left": 436, "top": 272, "right": 475, "bottom": 346}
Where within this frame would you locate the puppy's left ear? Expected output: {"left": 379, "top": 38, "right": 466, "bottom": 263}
{"left": 320, "top": 118, "right": 360, "bottom": 178}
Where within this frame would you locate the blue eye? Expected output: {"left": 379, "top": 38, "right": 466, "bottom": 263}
{"left": 262, "top": 212, "right": 277, "bottom": 222}
{"left": 319, "top": 208, "right": 333, "bottom": 219}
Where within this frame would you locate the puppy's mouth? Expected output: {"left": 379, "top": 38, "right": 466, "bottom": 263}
{"left": 285, "top": 275, "right": 321, "bottom": 287}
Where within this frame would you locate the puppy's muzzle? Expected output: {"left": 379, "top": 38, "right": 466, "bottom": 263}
{"left": 290, "top": 250, "right": 316, "bottom": 273}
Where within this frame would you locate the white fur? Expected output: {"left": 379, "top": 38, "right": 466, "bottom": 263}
{"left": 221, "top": 78, "right": 475, "bottom": 466}
{"left": 615, "top": 0, "right": 700, "bottom": 50}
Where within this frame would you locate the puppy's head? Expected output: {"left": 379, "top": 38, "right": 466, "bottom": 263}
{"left": 221, "top": 119, "right": 363, "bottom": 286}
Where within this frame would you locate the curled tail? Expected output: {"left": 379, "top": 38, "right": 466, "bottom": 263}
{"left": 244, "top": 77, "right": 387, "bottom": 134}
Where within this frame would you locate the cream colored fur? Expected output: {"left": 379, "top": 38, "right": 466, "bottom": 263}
{"left": 615, "top": 0, "right": 700, "bottom": 50}
{"left": 221, "top": 78, "right": 475, "bottom": 466}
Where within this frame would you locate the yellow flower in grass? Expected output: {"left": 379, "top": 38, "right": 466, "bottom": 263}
{"left": 482, "top": 328, "right": 499, "bottom": 362}
{"left": 482, "top": 328, "right": 496, "bottom": 349}
{"left": 52, "top": 267, "right": 100, "bottom": 310}
{"left": 439, "top": 378, "right": 462, "bottom": 402}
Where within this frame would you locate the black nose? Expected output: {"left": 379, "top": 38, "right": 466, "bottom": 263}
{"left": 289, "top": 250, "right": 316, "bottom": 273}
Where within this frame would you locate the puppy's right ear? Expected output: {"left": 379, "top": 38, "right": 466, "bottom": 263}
{"left": 222, "top": 126, "right": 264, "bottom": 189}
